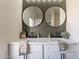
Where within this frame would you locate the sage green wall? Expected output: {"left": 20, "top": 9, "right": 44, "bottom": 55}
{"left": 22, "top": 0, "right": 66, "bottom": 37}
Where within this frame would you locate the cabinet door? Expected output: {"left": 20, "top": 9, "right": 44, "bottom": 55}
{"left": 65, "top": 53, "right": 79, "bottom": 59}
{"left": 44, "top": 44, "right": 59, "bottom": 53}
{"left": 9, "top": 44, "right": 24, "bottom": 59}
{"left": 27, "top": 53, "right": 42, "bottom": 59}
{"left": 28, "top": 44, "right": 42, "bottom": 53}
{"left": 10, "top": 55, "right": 23, "bottom": 59}
{"left": 44, "top": 53, "right": 61, "bottom": 59}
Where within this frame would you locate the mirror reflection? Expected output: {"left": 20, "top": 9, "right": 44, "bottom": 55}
{"left": 45, "top": 6, "right": 66, "bottom": 27}
{"left": 22, "top": 6, "right": 43, "bottom": 27}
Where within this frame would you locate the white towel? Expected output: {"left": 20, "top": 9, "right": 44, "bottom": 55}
{"left": 19, "top": 40, "right": 28, "bottom": 55}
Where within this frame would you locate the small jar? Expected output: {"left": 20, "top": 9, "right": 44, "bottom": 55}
{"left": 20, "top": 31, "right": 26, "bottom": 39}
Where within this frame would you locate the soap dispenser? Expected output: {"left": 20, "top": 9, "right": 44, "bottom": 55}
{"left": 37, "top": 33, "right": 40, "bottom": 38}
{"left": 48, "top": 33, "right": 51, "bottom": 38}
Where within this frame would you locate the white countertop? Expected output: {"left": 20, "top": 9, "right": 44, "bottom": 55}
{"left": 9, "top": 38, "right": 79, "bottom": 45}
{"left": 26, "top": 38, "right": 79, "bottom": 44}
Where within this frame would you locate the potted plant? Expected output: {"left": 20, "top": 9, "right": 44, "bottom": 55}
{"left": 61, "top": 31, "right": 70, "bottom": 39}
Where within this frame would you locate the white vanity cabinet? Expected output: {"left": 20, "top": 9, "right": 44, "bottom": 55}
{"left": 27, "top": 43, "right": 61, "bottom": 59}
{"left": 27, "top": 42, "right": 79, "bottom": 59}
{"left": 27, "top": 44, "right": 43, "bottom": 59}
{"left": 9, "top": 40, "right": 79, "bottom": 59}
{"left": 44, "top": 44, "right": 61, "bottom": 59}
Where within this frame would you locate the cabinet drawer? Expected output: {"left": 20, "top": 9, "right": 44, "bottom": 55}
{"left": 27, "top": 44, "right": 42, "bottom": 53}
{"left": 65, "top": 52, "right": 79, "bottom": 59}
{"left": 44, "top": 44, "right": 59, "bottom": 53}
{"left": 44, "top": 53, "right": 61, "bottom": 59}
{"left": 66, "top": 44, "right": 79, "bottom": 52}
{"left": 9, "top": 45, "right": 19, "bottom": 52}
{"left": 27, "top": 53, "right": 42, "bottom": 59}
{"left": 10, "top": 55, "right": 23, "bottom": 59}
{"left": 9, "top": 45, "right": 19, "bottom": 55}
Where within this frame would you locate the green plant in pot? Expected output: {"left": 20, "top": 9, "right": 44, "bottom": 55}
{"left": 61, "top": 31, "right": 70, "bottom": 39}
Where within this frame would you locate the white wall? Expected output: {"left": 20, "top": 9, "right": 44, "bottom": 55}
{"left": 0, "top": 0, "right": 79, "bottom": 59}
{"left": 66, "top": 0, "right": 79, "bottom": 41}
{"left": 0, "top": 0, "right": 22, "bottom": 59}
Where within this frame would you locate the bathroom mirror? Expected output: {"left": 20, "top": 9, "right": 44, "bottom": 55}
{"left": 45, "top": 6, "right": 66, "bottom": 27}
{"left": 22, "top": 6, "right": 43, "bottom": 27}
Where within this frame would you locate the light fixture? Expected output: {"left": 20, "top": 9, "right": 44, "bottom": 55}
{"left": 48, "top": 0, "right": 52, "bottom": 3}
{"left": 26, "top": 0, "right": 30, "bottom": 2}
{"left": 37, "top": 0, "right": 41, "bottom": 2}
{"left": 26, "top": 0, "right": 62, "bottom": 3}
{"left": 58, "top": 0, "right": 62, "bottom": 2}
{"left": 42, "top": 0, "right": 46, "bottom": 3}
{"left": 53, "top": 0, "right": 62, "bottom": 2}
{"left": 32, "top": 0, "right": 36, "bottom": 2}
{"left": 53, "top": 0, "right": 57, "bottom": 2}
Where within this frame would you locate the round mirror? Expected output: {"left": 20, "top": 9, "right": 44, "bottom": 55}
{"left": 45, "top": 6, "right": 66, "bottom": 27}
{"left": 22, "top": 6, "right": 43, "bottom": 27}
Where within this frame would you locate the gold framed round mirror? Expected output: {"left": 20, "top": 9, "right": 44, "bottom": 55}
{"left": 22, "top": 6, "right": 43, "bottom": 27}
{"left": 45, "top": 6, "right": 66, "bottom": 27}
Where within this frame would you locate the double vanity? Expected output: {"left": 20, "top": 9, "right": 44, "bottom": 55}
{"left": 9, "top": 38, "right": 79, "bottom": 59}
{"left": 27, "top": 38, "right": 63, "bottom": 59}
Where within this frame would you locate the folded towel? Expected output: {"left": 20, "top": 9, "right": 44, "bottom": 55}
{"left": 19, "top": 40, "right": 28, "bottom": 55}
